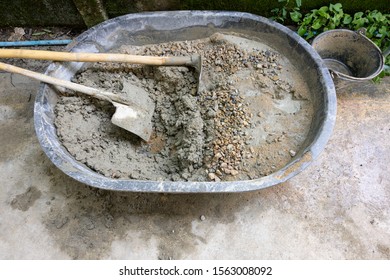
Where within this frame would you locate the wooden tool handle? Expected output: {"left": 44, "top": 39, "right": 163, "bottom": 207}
{"left": 0, "top": 49, "right": 197, "bottom": 67}
{"left": 0, "top": 61, "right": 127, "bottom": 104}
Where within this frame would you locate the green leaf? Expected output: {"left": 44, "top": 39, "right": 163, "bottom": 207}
{"left": 319, "top": 6, "right": 329, "bottom": 13}
{"left": 303, "top": 14, "right": 313, "bottom": 24}
{"left": 312, "top": 19, "right": 323, "bottom": 30}
{"left": 343, "top": 14, "right": 353, "bottom": 25}
{"left": 318, "top": 7, "right": 330, "bottom": 19}
{"left": 367, "top": 13, "right": 374, "bottom": 23}
{"left": 354, "top": 12, "right": 364, "bottom": 19}
{"left": 330, "top": 3, "right": 343, "bottom": 13}
{"left": 295, "top": 0, "right": 302, "bottom": 8}
{"left": 367, "top": 25, "right": 377, "bottom": 36}
{"left": 306, "top": 30, "right": 315, "bottom": 40}
{"left": 282, "top": 8, "right": 287, "bottom": 18}
{"left": 355, "top": 19, "right": 365, "bottom": 26}
{"left": 333, "top": 3, "right": 343, "bottom": 12}
{"left": 331, "top": 16, "right": 341, "bottom": 26}
{"left": 334, "top": 12, "right": 343, "bottom": 20}
{"left": 328, "top": 22, "right": 336, "bottom": 30}
{"left": 374, "top": 12, "right": 385, "bottom": 22}
{"left": 297, "top": 25, "right": 307, "bottom": 36}
{"left": 352, "top": 15, "right": 368, "bottom": 28}
{"left": 290, "top": 10, "right": 302, "bottom": 23}
{"left": 378, "top": 26, "right": 388, "bottom": 36}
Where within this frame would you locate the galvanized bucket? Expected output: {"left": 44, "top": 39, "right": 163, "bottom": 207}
{"left": 311, "top": 29, "right": 386, "bottom": 81}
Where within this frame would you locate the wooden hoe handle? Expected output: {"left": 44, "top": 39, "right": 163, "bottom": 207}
{"left": 0, "top": 49, "right": 197, "bottom": 67}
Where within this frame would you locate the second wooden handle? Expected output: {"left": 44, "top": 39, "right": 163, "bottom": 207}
{"left": 0, "top": 61, "right": 128, "bottom": 104}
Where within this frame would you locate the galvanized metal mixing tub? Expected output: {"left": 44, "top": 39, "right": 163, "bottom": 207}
{"left": 34, "top": 11, "right": 337, "bottom": 193}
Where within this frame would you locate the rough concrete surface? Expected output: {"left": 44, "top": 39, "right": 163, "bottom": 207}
{"left": 0, "top": 50, "right": 390, "bottom": 259}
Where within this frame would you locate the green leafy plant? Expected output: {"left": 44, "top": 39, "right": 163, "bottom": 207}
{"left": 296, "top": 3, "right": 346, "bottom": 39}
{"left": 271, "top": 2, "right": 390, "bottom": 80}
{"left": 271, "top": 0, "right": 302, "bottom": 23}
{"left": 354, "top": 11, "right": 389, "bottom": 48}
{"left": 355, "top": 10, "right": 390, "bottom": 81}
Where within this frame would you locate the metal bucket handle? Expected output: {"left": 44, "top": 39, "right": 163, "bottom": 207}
{"left": 357, "top": 28, "right": 390, "bottom": 58}
{"left": 357, "top": 27, "right": 390, "bottom": 60}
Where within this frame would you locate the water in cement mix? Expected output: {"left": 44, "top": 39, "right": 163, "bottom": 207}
{"left": 54, "top": 33, "right": 313, "bottom": 182}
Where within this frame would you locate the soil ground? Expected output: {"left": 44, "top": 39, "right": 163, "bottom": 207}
{"left": 0, "top": 27, "right": 389, "bottom": 260}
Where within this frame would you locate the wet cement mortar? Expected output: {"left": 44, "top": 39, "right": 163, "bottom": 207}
{"left": 54, "top": 33, "right": 313, "bottom": 182}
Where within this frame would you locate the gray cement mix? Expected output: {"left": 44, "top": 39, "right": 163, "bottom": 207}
{"left": 54, "top": 34, "right": 313, "bottom": 182}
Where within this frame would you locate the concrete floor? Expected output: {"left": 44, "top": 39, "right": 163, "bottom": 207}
{"left": 0, "top": 52, "right": 389, "bottom": 259}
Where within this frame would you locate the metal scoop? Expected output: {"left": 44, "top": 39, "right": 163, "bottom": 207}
{"left": 0, "top": 49, "right": 203, "bottom": 141}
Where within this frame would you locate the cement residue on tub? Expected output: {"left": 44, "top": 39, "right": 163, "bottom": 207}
{"left": 54, "top": 33, "right": 313, "bottom": 182}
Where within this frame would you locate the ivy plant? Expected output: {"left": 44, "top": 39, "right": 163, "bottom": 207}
{"left": 271, "top": 2, "right": 390, "bottom": 79}
{"left": 296, "top": 3, "right": 345, "bottom": 40}
{"left": 271, "top": 0, "right": 302, "bottom": 23}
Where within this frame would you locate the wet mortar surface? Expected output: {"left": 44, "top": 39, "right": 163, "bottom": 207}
{"left": 1, "top": 29, "right": 390, "bottom": 259}
{"left": 55, "top": 33, "right": 312, "bottom": 182}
